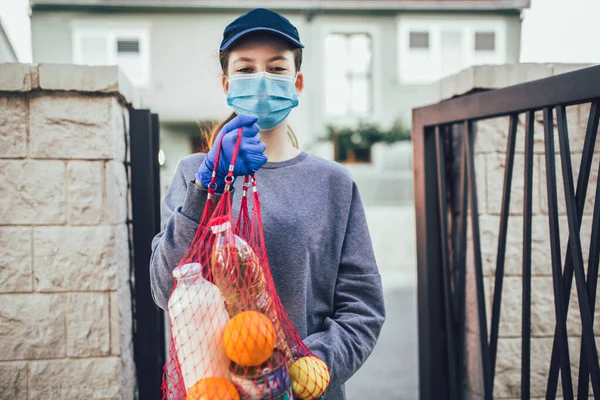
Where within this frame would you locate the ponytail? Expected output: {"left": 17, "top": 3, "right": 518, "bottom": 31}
{"left": 287, "top": 125, "right": 299, "bottom": 149}
{"left": 197, "top": 112, "right": 299, "bottom": 153}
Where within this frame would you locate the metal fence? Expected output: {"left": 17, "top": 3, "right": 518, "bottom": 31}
{"left": 129, "top": 109, "right": 165, "bottom": 399}
{"left": 413, "top": 65, "right": 600, "bottom": 400}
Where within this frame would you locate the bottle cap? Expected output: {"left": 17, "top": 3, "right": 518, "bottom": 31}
{"left": 172, "top": 262, "right": 202, "bottom": 280}
{"left": 211, "top": 220, "right": 232, "bottom": 234}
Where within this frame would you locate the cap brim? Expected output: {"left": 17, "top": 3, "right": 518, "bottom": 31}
{"left": 220, "top": 27, "right": 304, "bottom": 51}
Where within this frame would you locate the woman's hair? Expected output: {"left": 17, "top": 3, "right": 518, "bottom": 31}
{"left": 197, "top": 33, "right": 303, "bottom": 153}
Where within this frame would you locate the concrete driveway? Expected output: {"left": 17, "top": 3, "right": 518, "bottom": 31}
{"left": 346, "top": 285, "right": 419, "bottom": 400}
{"left": 345, "top": 205, "right": 419, "bottom": 400}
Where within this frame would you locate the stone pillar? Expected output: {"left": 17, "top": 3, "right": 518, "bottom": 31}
{"left": 0, "top": 63, "right": 137, "bottom": 399}
{"left": 438, "top": 64, "right": 600, "bottom": 399}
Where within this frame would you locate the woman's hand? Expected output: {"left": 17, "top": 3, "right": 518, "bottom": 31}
{"left": 196, "top": 114, "right": 267, "bottom": 190}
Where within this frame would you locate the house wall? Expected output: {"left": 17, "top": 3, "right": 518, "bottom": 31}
{"left": 31, "top": 8, "right": 523, "bottom": 132}
{"left": 0, "top": 63, "right": 136, "bottom": 399}
{"left": 394, "top": 12, "right": 522, "bottom": 122}
{"left": 31, "top": 8, "right": 523, "bottom": 206}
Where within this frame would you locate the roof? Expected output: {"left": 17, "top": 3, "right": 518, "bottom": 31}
{"left": 30, "top": 0, "right": 531, "bottom": 11}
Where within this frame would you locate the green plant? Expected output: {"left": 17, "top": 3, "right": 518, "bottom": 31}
{"left": 321, "top": 119, "right": 411, "bottom": 162}
{"left": 322, "top": 119, "right": 411, "bottom": 145}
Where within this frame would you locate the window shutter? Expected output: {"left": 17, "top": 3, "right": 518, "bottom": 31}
{"left": 117, "top": 39, "right": 140, "bottom": 54}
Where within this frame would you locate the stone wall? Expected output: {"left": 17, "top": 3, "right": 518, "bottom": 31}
{"left": 0, "top": 63, "right": 137, "bottom": 399}
{"left": 454, "top": 65, "right": 600, "bottom": 399}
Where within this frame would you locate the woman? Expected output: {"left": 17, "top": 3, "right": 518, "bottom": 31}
{"left": 150, "top": 8, "right": 385, "bottom": 399}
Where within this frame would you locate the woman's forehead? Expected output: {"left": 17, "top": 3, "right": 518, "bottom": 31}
{"left": 229, "top": 33, "right": 295, "bottom": 61}
{"left": 229, "top": 43, "right": 295, "bottom": 63}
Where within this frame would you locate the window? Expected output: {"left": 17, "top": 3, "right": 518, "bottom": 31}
{"left": 325, "top": 33, "right": 373, "bottom": 117}
{"left": 398, "top": 17, "right": 506, "bottom": 84}
{"left": 475, "top": 32, "right": 496, "bottom": 51}
{"left": 409, "top": 32, "right": 429, "bottom": 49}
{"left": 73, "top": 27, "right": 150, "bottom": 87}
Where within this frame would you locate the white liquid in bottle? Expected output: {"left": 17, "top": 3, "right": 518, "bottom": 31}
{"left": 168, "top": 263, "right": 231, "bottom": 390}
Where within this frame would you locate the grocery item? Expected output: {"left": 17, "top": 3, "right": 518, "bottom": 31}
{"left": 211, "top": 218, "right": 292, "bottom": 363}
{"left": 288, "top": 357, "right": 330, "bottom": 400}
{"left": 211, "top": 220, "right": 272, "bottom": 317}
{"left": 229, "top": 349, "right": 292, "bottom": 400}
{"left": 186, "top": 377, "right": 240, "bottom": 400}
{"left": 168, "top": 263, "right": 231, "bottom": 391}
{"left": 223, "top": 310, "right": 276, "bottom": 367}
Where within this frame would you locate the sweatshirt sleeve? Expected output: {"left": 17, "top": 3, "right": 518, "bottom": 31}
{"left": 149, "top": 161, "right": 211, "bottom": 310}
{"left": 302, "top": 182, "right": 386, "bottom": 391}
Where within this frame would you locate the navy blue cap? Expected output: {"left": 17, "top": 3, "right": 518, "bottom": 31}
{"left": 220, "top": 8, "right": 304, "bottom": 51}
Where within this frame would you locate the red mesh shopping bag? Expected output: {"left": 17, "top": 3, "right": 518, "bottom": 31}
{"left": 162, "top": 128, "right": 331, "bottom": 400}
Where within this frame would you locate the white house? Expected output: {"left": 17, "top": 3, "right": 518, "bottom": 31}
{"left": 30, "top": 0, "right": 530, "bottom": 203}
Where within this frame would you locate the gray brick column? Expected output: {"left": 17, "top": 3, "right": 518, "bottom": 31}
{"left": 0, "top": 63, "right": 138, "bottom": 399}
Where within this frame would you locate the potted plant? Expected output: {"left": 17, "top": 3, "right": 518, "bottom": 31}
{"left": 322, "top": 119, "right": 411, "bottom": 163}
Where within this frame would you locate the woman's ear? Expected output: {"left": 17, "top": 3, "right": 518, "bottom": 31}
{"left": 295, "top": 72, "right": 304, "bottom": 94}
{"left": 222, "top": 75, "right": 229, "bottom": 94}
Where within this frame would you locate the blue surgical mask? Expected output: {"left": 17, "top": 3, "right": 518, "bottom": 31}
{"left": 226, "top": 72, "right": 299, "bottom": 131}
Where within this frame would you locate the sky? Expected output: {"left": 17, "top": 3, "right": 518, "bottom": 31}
{"left": 1, "top": 0, "right": 600, "bottom": 64}
{"left": 520, "top": 0, "right": 600, "bottom": 64}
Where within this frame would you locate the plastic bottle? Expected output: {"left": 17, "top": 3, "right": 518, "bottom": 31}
{"left": 210, "top": 221, "right": 271, "bottom": 316}
{"left": 210, "top": 221, "right": 292, "bottom": 361}
{"left": 168, "top": 263, "right": 231, "bottom": 391}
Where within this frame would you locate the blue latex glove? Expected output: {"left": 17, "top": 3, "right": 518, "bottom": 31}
{"left": 197, "top": 114, "right": 267, "bottom": 191}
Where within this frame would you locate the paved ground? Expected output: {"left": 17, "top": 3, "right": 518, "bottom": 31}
{"left": 345, "top": 205, "right": 419, "bottom": 400}
{"left": 346, "top": 283, "right": 419, "bottom": 400}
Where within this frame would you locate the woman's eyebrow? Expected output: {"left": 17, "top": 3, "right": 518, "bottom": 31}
{"left": 268, "top": 55, "right": 288, "bottom": 62}
{"left": 233, "top": 57, "right": 255, "bottom": 63}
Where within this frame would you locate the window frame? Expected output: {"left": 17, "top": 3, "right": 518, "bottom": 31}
{"left": 71, "top": 21, "right": 151, "bottom": 87}
{"left": 397, "top": 15, "right": 507, "bottom": 84}
{"left": 324, "top": 31, "right": 374, "bottom": 118}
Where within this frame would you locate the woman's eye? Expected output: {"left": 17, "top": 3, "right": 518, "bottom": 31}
{"left": 270, "top": 67, "right": 287, "bottom": 72}
{"left": 237, "top": 67, "right": 253, "bottom": 73}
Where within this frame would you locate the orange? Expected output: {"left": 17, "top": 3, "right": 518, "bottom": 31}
{"left": 223, "top": 310, "right": 276, "bottom": 366}
{"left": 289, "top": 356, "right": 330, "bottom": 400}
{"left": 186, "top": 377, "right": 239, "bottom": 400}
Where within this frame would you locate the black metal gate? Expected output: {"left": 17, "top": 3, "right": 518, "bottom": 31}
{"left": 413, "top": 65, "right": 600, "bottom": 400}
{"left": 129, "top": 109, "right": 165, "bottom": 399}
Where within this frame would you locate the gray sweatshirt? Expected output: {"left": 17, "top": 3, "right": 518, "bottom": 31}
{"left": 150, "top": 151, "right": 386, "bottom": 400}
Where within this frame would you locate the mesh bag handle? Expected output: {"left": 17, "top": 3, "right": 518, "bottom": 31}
{"left": 235, "top": 175, "right": 252, "bottom": 239}
{"left": 204, "top": 126, "right": 244, "bottom": 197}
